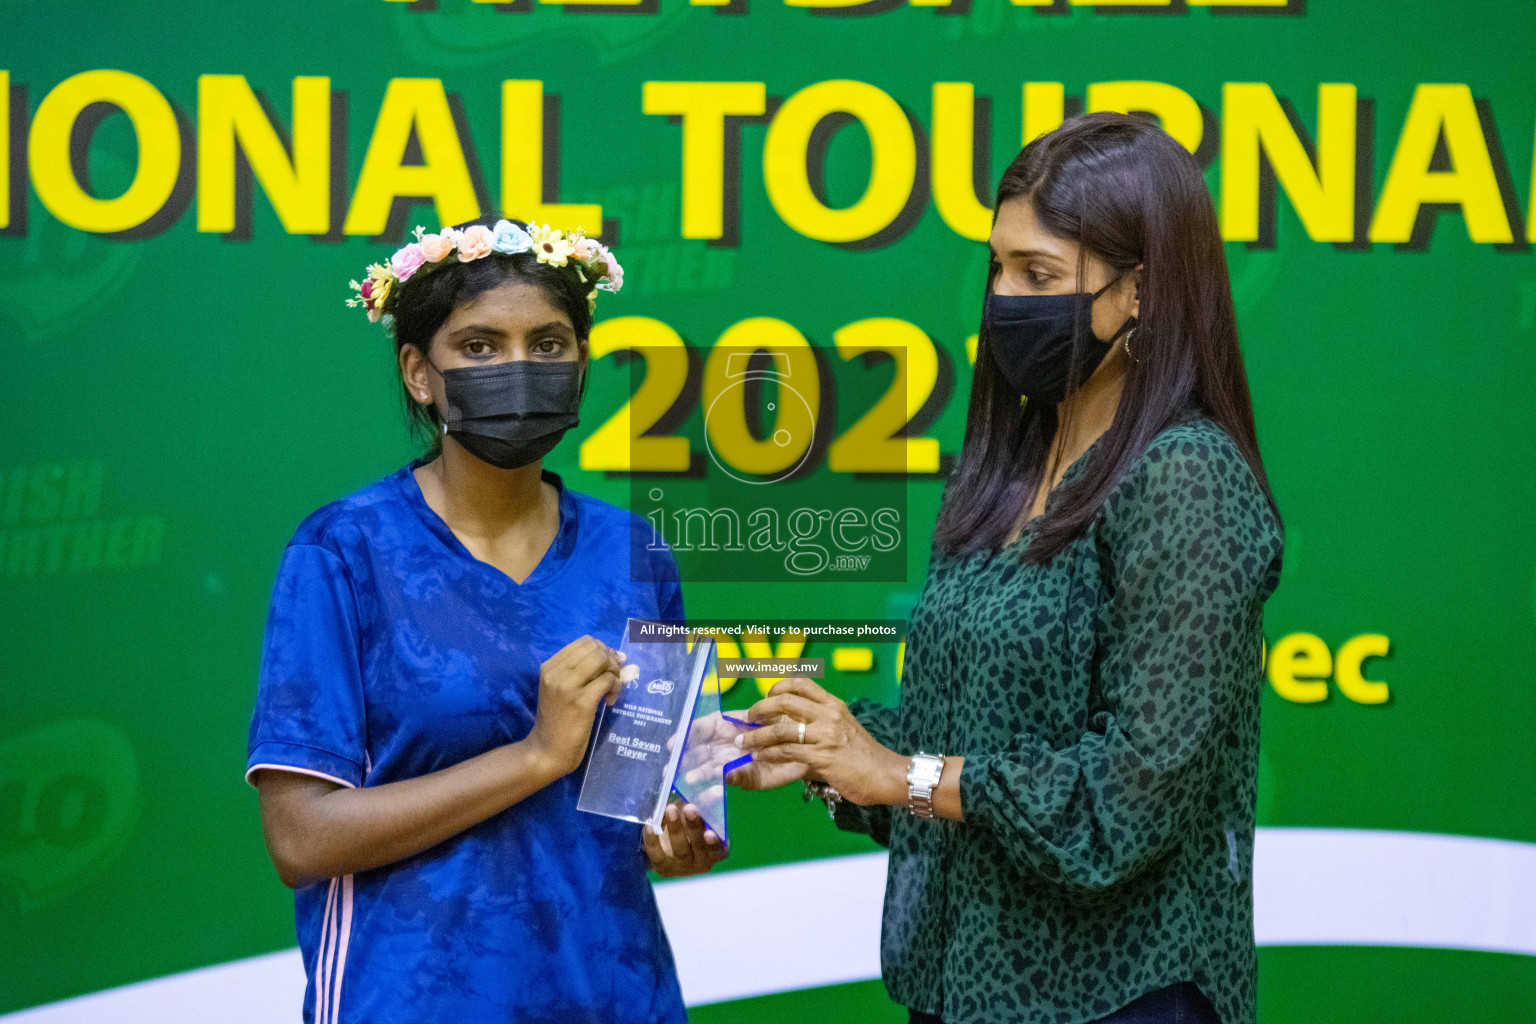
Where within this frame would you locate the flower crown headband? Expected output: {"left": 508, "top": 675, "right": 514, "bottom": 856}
{"left": 346, "top": 219, "right": 623, "bottom": 329}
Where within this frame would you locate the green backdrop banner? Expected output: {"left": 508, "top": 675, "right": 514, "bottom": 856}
{"left": 2, "top": 1, "right": 1535, "bottom": 1021}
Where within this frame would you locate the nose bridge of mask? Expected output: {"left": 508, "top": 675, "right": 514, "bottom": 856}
{"left": 433, "top": 360, "right": 581, "bottom": 433}
{"left": 987, "top": 269, "right": 1123, "bottom": 318}
{"left": 984, "top": 290, "right": 1082, "bottom": 325}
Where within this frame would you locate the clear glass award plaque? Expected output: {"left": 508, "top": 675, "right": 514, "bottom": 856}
{"left": 577, "top": 620, "right": 749, "bottom": 842}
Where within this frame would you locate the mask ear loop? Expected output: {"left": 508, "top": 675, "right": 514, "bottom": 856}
{"left": 1092, "top": 272, "right": 1139, "bottom": 353}
{"left": 414, "top": 351, "right": 449, "bottom": 434}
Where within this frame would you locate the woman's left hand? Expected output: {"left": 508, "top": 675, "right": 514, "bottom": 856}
{"left": 736, "top": 677, "right": 909, "bottom": 807}
{"left": 642, "top": 801, "right": 728, "bottom": 878}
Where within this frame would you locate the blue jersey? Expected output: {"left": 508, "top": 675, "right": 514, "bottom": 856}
{"left": 245, "top": 463, "right": 686, "bottom": 1024}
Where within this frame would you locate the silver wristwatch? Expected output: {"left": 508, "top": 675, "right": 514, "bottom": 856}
{"left": 906, "top": 752, "right": 946, "bottom": 818}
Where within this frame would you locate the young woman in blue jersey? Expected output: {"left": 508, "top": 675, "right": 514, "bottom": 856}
{"left": 245, "top": 216, "right": 722, "bottom": 1024}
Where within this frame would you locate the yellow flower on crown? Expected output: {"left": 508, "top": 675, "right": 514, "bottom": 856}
{"left": 367, "top": 263, "right": 393, "bottom": 300}
{"left": 346, "top": 262, "right": 395, "bottom": 322}
{"left": 528, "top": 223, "right": 575, "bottom": 267}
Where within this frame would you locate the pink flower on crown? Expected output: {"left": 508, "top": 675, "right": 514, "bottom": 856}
{"left": 593, "top": 242, "right": 624, "bottom": 293}
{"left": 457, "top": 224, "right": 495, "bottom": 262}
{"left": 390, "top": 242, "right": 425, "bottom": 281}
{"left": 419, "top": 233, "right": 454, "bottom": 263}
{"left": 571, "top": 235, "right": 595, "bottom": 261}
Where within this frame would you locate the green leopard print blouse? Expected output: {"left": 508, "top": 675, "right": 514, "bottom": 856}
{"left": 834, "top": 414, "right": 1284, "bottom": 1024}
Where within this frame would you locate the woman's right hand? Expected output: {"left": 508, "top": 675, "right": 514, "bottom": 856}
{"left": 527, "top": 635, "right": 625, "bottom": 777}
{"left": 725, "top": 757, "right": 809, "bottom": 791}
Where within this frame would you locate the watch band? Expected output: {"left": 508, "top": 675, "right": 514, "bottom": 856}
{"left": 906, "top": 752, "right": 946, "bottom": 818}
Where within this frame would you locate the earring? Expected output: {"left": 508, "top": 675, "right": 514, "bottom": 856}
{"left": 1124, "top": 326, "right": 1138, "bottom": 362}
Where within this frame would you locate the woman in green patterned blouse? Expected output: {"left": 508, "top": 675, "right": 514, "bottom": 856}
{"left": 732, "top": 112, "right": 1285, "bottom": 1024}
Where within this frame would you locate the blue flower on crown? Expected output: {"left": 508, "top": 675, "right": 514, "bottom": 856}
{"left": 490, "top": 219, "right": 534, "bottom": 255}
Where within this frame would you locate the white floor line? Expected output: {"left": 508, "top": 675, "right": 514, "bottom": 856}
{"left": 4, "top": 829, "right": 1533, "bottom": 1022}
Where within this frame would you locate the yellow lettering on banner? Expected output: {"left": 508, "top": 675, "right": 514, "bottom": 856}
{"left": 1023, "top": 82, "right": 1065, "bottom": 146}
{"left": 501, "top": 80, "right": 603, "bottom": 234}
{"left": 1221, "top": 83, "right": 1356, "bottom": 243}
{"left": 197, "top": 75, "right": 330, "bottom": 235}
{"left": 1088, "top": 81, "right": 1202, "bottom": 154}
{"left": 831, "top": 647, "right": 874, "bottom": 671}
{"left": 0, "top": 70, "right": 7, "bottom": 230}
{"left": 704, "top": 318, "right": 819, "bottom": 474}
{"left": 29, "top": 70, "right": 180, "bottom": 233}
{"left": 703, "top": 633, "right": 743, "bottom": 694}
{"left": 741, "top": 632, "right": 808, "bottom": 696}
{"left": 802, "top": 0, "right": 1048, "bottom": 7}
{"left": 579, "top": 317, "right": 693, "bottom": 472}
{"left": 828, "top": 318, "right": 941, "bottom": 473}
{"left": 912, "top": 0, "right": 1052, "bottom": 7}
{"left": 1369, "top": 83, "right": 1512, "bottom": 244}
{"left": 342, "top": 79, "right": 478, "bottom": 236}
{"left": 642, "top": 82, "right": 766, "bottom": 240}
{"left": 931, "top": 83, "right": 993, "bottom": 242}
{"left": 1334, "top": 634, "right": 1391, "bottom": 704}
{"left": 1266, "top": 632, "right": 1330, "bottom": 703}
{"left": 764, "top": 80, "right": 915, "bottom": 244}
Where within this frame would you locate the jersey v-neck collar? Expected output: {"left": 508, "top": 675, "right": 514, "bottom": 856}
{"left": 395, "top": 460, "right": 580, "bottom": 589}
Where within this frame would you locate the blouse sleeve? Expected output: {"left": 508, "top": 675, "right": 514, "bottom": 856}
{"left": 958, "top": 429, "right": 1283, "bottom": 893}
{"left": 245, "top": 543, "right": 369, "bottom": 789}
{"left": 830, "top": 699, "right": 902, "bottom": 847}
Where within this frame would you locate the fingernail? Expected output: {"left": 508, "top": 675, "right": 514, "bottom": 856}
{"left": 734, "top": 735, "right": 744, "bottom": 748}
{"left": 684, "top": 805, "right": 699, "bottom": 820}
{"left": 704, "top": 831, "right": 719, "bottom": 845}
{"left": 617, "top": 651, "right": 627, "bottom": 663}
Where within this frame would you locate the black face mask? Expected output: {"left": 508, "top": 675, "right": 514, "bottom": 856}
{"left": 983, "top": 276, "right": 1135, "bottom": 405}
{"left": 431, "top": 360, "right": 583, "bottom": 470}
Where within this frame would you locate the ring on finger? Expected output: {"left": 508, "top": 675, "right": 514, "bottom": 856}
{"left": 797, "top": 721, "right": 807, "bottom": 743}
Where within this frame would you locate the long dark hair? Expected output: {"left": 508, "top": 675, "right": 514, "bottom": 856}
{"left": 390, "top": 214, "right": 594, "bottom": 456}
{"left": 934, "top": 112, "right": 1280, "bottom": 563}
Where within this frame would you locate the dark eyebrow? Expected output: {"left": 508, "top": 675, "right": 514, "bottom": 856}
{"left": 990, "top": 247, "right": 1067, "bottom": 262}
{"left": 525, "top": 321, "right": 576, "bottom": 336}
{"left": 449, "top": 323, "right": 508, "bottom": 338}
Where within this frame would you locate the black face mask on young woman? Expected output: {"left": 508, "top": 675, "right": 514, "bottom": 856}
{"left": 983, "top": 275, "right": 1135, "bottom": 405}
{"left": 432, "top": 360, "right": 583, "bottom": 470}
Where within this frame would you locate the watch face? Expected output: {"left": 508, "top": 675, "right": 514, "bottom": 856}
{"left": 908, "top": 754, "right": 944, "bottom": 788}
